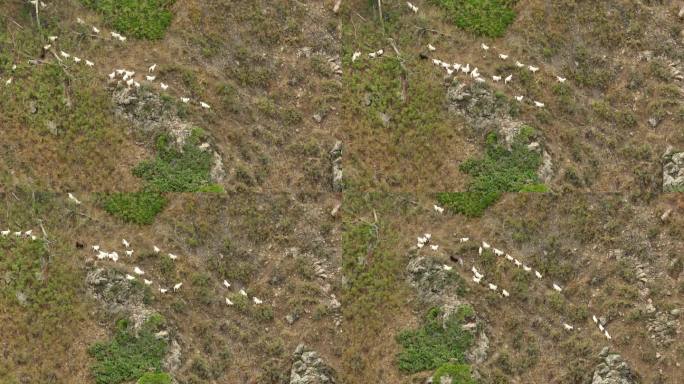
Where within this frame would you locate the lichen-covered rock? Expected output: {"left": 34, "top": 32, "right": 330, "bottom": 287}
{"left": 662, "top": 147, "right": 684, "bottom": 192}
{"left": 330, "top": 141, "right": 343, "bottom": 192}
{"left": 406, "top": 254, "right": 464, "bottom": 306}
{"left": 591, "top": 348, "right": 638, "bottom": 384}
{"left": 290, "top": 344, "right": 337, "bottom": 384}
{"left": 647, "top": 310, "right": 679, "bottom": 346}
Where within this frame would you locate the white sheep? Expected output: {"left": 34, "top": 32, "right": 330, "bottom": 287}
{"left": 253, "top": 297, "right": 263, "bottom": 305}
{"left": 122, "top": 239, "right": 130, "bottom": 248}
{"left": 97, "top": 251, "right": 108, "bottom": 260}
{"left": 126, "top": 274, "right": 135, "bottom": 281}
{"left": 482, "top": 241, "right": 490, "bottom": 249}
{"left": 534, "top": 101, "right": 545, "bottom": 108}
{"left": 499, "top": 54, "right": 508, "bottom": 60}
{"left": 160, "top": 83, "right": 169, "bottom": 90}
{"left": 160, "top": 288, "right": 168, "bottom": 294}
{"left": 504, "top": 74, "right": 512, "bottom": 84}
{"left": 109, "top": 252, "right": 119, "bottom": 262}
{"left": 481, "top": 43, "right": 489, "bottom": 51}
{"left": 472, "top": 275, "right": 481, "bottom": 284}
{"left": 60, "top": 51, "right": 70, "bottom": 59}
{"left": 68, "top": 193, "right": 81, "bottom": 204}
{"left": 146, "top": 75, "right": 156, "bottom": 81}
{"left": 85, "top": 60, "right": 94, "bottom": 67}
{"left": 168, "top": 253, "right": 178, "bottom": 260}
{"left": 352, "top": 52, "right": 361, "bottom": 62}
{"left": 599, "top": 324, "right": 605, "bottom": 332}
{"left": 73, "top": 57, "right": 81, "bottom": 63}
{"left": 432, "top": 59, "right": 441, "bottom": 66}
{"left": 459, "top": 237, "right": 469, "bottom": 243}
{"left": 407, "top": 2, "right": 418, "bottom": 12}
{"left": 433, "top": 204, "right": 444, "bottom": 213}
{"left": 153, "top": 245, "right": 161, "bottom": 253}
{"left": 563, "top": 323, "right": 574, "bottom": 331}
{"left": 430, "top": 245, "right": 439, "bottom": 251}
{"left": 515, "top": 95, "right": 524, "bottom": 102}
{"left": 225, "top": 297, "right": 234, "bottom": 306}
{"left": 515, "top": 61, "right": 524, "bottom": 68}
{"left": 126, "top": 250, "right": 134, "bottom": 257}
{"left": 523, "top": 265, "right": 531, "bottom": 272}
{"left": 144, "top": 279, "right": 152, "bottom": 286}
{"left": 200, "top": 102, "right": 211, "bottom": 109}
{"left": 492, "top": 75, "right": 502, "bottom": 82}
{"left": 502, "top": 289, "right": 510, "bottom": 297}
{"left": 604, "top": 330, "right": 611, "bottom": 340}
{"left": 514, "top": 259, "right": 522, "bottom": 267}
{"left": 134, "top": 266, "right": 145, "bottom": 275}
{"left": 552, "top": 283, "right": 562, "bottom": 292}
{"left": 535, "top": 270, "right": 542, "bottom": 279}
{"left": 108, "top": 72, "right": 116, "bottom": 80}
{"left": 478, "top": 247, "right": 483, "bottom": 256}
{"left": 0, "top": 230, "right": 9, "bottom": 236}
{"left": 453, "top": 63, "right": 461, "bottom": 71}
{"left": 556, "top": 76, "right": 566, "bottom": 83}
{"left": 173, "top": 282, "right": 183, "bottom": 292}
{"left": 427, "top": 44, "right": 436, "bottom": 52}
{"left": 92, "top": 245, "right": 100, "bottom": 252}
{"left": 92, "top": 26, "right": 100, "bottom": 34}
{"left": 461, "top": 63, "right": 470, "bottom": 74}
{"left": 442, "top": 264, "right": 452, "bottom": 271}
{"left": 528, "top": 66, "right": 539, "bottom": 73}
{"left": 505, "top": 254, "right": 514, "bottom": 261}
{"left": 181, "top": 97, "right": 190, "bottom": 103}
{"left": 223, "top": 280, "right": 231, "bottom": 288}
{"left": 488, "top": 283, "right": 497, "bottom": 291}
{"left": 475, "top": 77, "right": 485, "bottom": 83}
{"left": 239, "top": 289, "right": 247, "bottom": 296}
{"left": 592, "top": 315, "right": 598, "bottom": 324}
{"left": 48, "top": 36, "right": 58, "bottom": 42}
{"left": 493, "top": 248, "right": 504, "bottom": 256}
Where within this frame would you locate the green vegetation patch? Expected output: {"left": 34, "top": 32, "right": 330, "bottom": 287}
{"left": 437, "top": 132, "right": 545, "bottom": 217}
{"left": 430, "top": 0, "right": 518, "bottom": 38}
{"left": 396, "top": 306, "right": 475, "bottom": 373}
{"left": 102, "top": 192, "right": 167, "bottom": 225}
{"left": 138, "top": 372, "right": 172, "bottom": 384}
{"left": 88, "top": 315, "right": 169, "bottom": 384}
{"left": 80, "top": 0, "right": 175, "bottom": 40}
{"left": 133, "top": 129, "right": 218, "bottom": 193}
{"left": 432, "top": 363, "right": 476, "bottom": 384}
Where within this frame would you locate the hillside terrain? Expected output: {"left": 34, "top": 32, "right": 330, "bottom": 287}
{"left": 0, "top": 1, "right": 682, "bottom": 384}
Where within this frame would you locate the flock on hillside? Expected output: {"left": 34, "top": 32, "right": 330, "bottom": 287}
{"left": 415, "top": 203, "right": 614, "bottom": 341}
{"left": 3, "top": 3, "right": 212, "bottom": 111}
{"left": 350, "top": 2, "right": 577, "bottom": 111}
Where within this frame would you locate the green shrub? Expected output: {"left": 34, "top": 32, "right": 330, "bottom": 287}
{"left": 437, "top": 133, "right": 544, "bottom": 216}
{"left": 396, "top": 307, "right": 474, "bottom": 373}
{"left": 431, "top": 0, "right": 517, "bottom": 37}
{"left": 102, "top": 192, "right": 167, "bottom": 225}
{"left": 80, "top": 0, "right": 175, "bottom": 40}
{"left": 432, "top": 363, "right": 476, "bottom": 384}
{"left": 133, "top": 131, "right": 214, "bottom": 192}
{"left": 138, "top": 372, "right": 172, "bottom": 384}
{"left": 88, "top": 316, "right": 169, "bottom": 384}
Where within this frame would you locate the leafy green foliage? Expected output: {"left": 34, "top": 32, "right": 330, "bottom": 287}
{"left": 88, "top": 316, "right": 169, "bottom": 384}
{"left": 431, "top": 0, "right": 517, "bottom": 37}
{"left": 432, "top": 363, "right": 476, "bottom": 384}
{"left": 137, "top": 372, "right": 172, "bottom": 384}
{"left": 80, "top": 0, "right": 175, "bottom": 40}
{"left": 396, "top": 307, "right": 474, "bottom": 373}
{"left": 133, "top": 130, "right": 216, "bottom": 193}
{"left": 102, "top": 192, "right": 167, "bottom": 225}
{"left": 437, "top": 133, "right": 544, "bottom": 216}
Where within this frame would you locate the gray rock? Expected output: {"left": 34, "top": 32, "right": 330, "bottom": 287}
{"left": 465, "top": 330, "right": 489, "bottom": 364}
{"left": 591, "top": 350, "right": 637, "bottom": 384}
{"left": 538, "top": 150, "right": 554, "bottom": 184}
{"left": 163, "top": 339, "right": 182, "bottom": 372}
{"left": 406, "top": 255, "right": 464, "bottom": 306}
{"left": 662, "top": 147, "right": 684, "bottom": 192}
{"left": 330, "top": 141, "right": 343, "bottom": 192}
{"left": 290, "top": 344, "right": 337, "bottom": 384}
{"left": 648, "top": 116, "right": 660, "bottom": 128}
{"left": 286, "top": 313, "right": 300, "bottom": 325}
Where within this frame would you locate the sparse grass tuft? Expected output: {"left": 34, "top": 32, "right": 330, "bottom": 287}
{"left": 138, "top": 372, "right": 172, "bottom": 384}
{"left": 396, "top": 306, "right": 474, "bottom": 373}
{"left": 432, "top": 363, "right": 476, "bottom": 384}
{"left": 430, "top": 0, "right": 518, "bottom": 37}
{"left": 80, "top": 0, "right": 175, "bottom": 40}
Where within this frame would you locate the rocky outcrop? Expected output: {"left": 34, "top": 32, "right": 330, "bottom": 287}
{"left": 290, "top": 344, "right": 337, "bottom": 384}
{"left": 85, "top": 267, "right": 153, "bottom": 330}
{"left": 330, "top": 141, "right": 343, "bottom": 192}
{"left": 111, "top": 85, "right": 226, "bottom": 183}
{"left": 406, "top": 253, "right": 465, "bottom": 306}
{"left": 591, "top": 348, "right": 638, "bottom": 384}
{"left": 647, "top": 310, "right": 679, "bottom": 347}
{"left": 662, "top": 146, "right": 684, "bottom": 192}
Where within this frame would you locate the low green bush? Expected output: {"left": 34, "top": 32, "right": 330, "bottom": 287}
{"left": 138, "top": 372, "right": 172, "bottom": 384}
{"left": 80, "top": 0, "right": 175, "bottom": 40}
{"left": 102, "top": 192, "right": 167, "bottom": 225}
{"left": 396, "top": 307, "right": 474, "bottom": 373}
{"left": 433, "top": 363, "right": 476, "bottom": 383}
{"left": 88, "top": 316, "right": 169, "bottom": 384}
{"left": 431, "top": 0, "right": 517, "bottom": 37}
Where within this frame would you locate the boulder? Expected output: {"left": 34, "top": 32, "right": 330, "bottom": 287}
{"left": 290, "top": 344, "right": 337, "bottom": 384}
{"left": 591, "top": 349, "right": 638, "bottom": 384}
{"left": 663, "top": 147, "right": 684, "bottom": 192}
